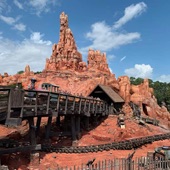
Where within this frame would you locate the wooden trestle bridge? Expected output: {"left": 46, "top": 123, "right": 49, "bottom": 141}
{"left": 0, "top": 85, "right": 115, "bottom": 148}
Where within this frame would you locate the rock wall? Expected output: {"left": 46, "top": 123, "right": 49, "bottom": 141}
{"left": 87, "top": 49, "right": 111, "bottom": 74}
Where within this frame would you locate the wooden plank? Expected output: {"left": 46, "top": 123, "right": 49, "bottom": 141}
{"left": 78, "top": 98, "right": 82, "bottom": 114}
{"left": 7, "top": 89, "right": 11, "bottom": 119}
{"left": 45, "top": 116, "right": 52, "bottom": 139}
{"left": 20, "top": 91, "right": 25, "bottom": 118}
{"left": 75, "top": 116, "right": 81, "bottom": 139}
{"left": 72, "top": 97, "right": 76, "bottom": 113}
{"left": 71, "top": 116, "right": 76, "bottom": 141}
{"left": 36, "top": 117, "right": 41, "bottom": 137}
{"left": 83, "top": 99, "right": 87, "bottom": 113}
{"left": 0, "top": 144, "right": 41, "bottom": 155}
{"left": 28, "top": 117, "right": 36, "bottom": 145}
{"left": 64, "top": 95, "right": 68, "bottom": 114}
{"left": 56, "top": 94, "right": 60, "bottom": 113}
{"left": 46, "top": 92, "right": 51, "bottom": 114}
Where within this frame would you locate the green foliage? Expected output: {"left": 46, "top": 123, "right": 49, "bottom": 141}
{"left": 130, "top": 77, "right": 143, "bottom": 85}
{"left": 34, "top": 71, "right": 42, "bottom": 74}
{"left": 130, "top": 77, "right": 170, "bottom": 111}
{"left": 17, "top": 70, "right": 24, "bottom": 74}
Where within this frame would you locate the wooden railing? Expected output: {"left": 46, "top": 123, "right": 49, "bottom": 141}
{"left": 0, "top": 88, "right": 115, "bottom": 121}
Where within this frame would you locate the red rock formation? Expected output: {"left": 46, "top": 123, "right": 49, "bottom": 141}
{"left": 4, "top": 72, "right": 8, "bottom": 77}
{"left": 118, "top": 76, "right": 131, "bottom": 103}
{"left": 118, "top": 77, "right": 170, "bottom": 120}
{"left": 0, "top": 74, "right": 2, "bottom": 83}
{"left": 24, "top": 65, "right": 30, "bottom": 76}
{"left": 87, "top": 49, "right": 111, "bottom": 74}
{"left": 44, "top": 12, "right": 84, "bottom": 72}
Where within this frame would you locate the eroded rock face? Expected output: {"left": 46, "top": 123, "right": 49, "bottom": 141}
{"left": 44, "top": 12, "right": 84, "bottom": 72}
{"left": 118, "top": 78, "right": 170, "bottom": 120}
{"left": 24, "top": 65, "right": 30, "bottom": 76}
{"left": 87, "top": 49, "right": 111, "bottom": 74}
{"left": 118, "top": 76, "right": 131, "bottom": 103}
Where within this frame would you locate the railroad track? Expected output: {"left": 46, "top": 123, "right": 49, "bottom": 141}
{"left": 0, "top": 133, "right": 170, "bottom": 155}
{"left": 42, "top": 132, "right": 170, "bottom": 153}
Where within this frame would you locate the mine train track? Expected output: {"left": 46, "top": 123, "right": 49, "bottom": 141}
{"left": 1, "top": 132, "right": 170, "bottom": 155}
{"left": 42, "top": 132, "right": 170, "bottom": 153}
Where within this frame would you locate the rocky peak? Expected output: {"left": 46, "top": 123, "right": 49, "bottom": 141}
{"left": 44, "top": 12, "right": 83, "bottom": 72}
{"left": 87, "top": 49, "right": 111, "bottom": 74}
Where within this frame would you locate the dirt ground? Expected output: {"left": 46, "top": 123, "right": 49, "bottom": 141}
{"left": 0, "top": 115, "right": 170, "bottom": 170}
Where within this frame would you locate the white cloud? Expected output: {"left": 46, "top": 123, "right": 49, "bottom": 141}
{"left": 120, "top": 56, "right": 126, "bottom": 62}
{"left": 0, "top": 15, "right": 26, "bottom": 32}
{"left": 80, "top": 21, "right": 140, "bottom": 53}
{"left": 13, "top": 0, "right": 23, "bottom": 10}
{"left": 0, "top": 15, "right": 18, "bottom": 25}
{"left": 29, "top": 0, "right": 60, "bottom": 15}
{"left": 0, "top": 32, "right": 52, "bottom": 75}
{"left": 124, "top": 64, "right": 153, "bottom": 78}
{"left": 107, "top": 54, "right": 116, "bottom": 61}
{"left": 0, "top": 32, "right": 3, "bottom": 39}
{"left": 13, "top": 23, "right": 26, "bottom": 31}
{"left": 156, "top": 75, "right": 170, "bottom": 83}
{"left": 80, "top": 3, "right": 147, "bottom": 55}
{"left": 114, "top": 2, "right": 147, "bottom": 29}
{"left": 0, "top": 0, "right": 11, "bottom": 14}
{"left": 0, "top": 0, "right": 8, "bottom": 13}
{"left": 30, "top": 32, "right": 52, "bottom": 45}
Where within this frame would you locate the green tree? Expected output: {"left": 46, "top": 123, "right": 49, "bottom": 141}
{"left": 17, "top": 70, "right": 24, "bottom": 74}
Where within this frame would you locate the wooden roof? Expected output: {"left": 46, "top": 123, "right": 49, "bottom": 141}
{"left": 88, "top": 84, "right": 124, "bottom": 103}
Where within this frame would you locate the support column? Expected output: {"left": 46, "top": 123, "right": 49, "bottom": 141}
{"left": 28, "top": 117, "right": 40, "bottom": 168}
{"left": 71, "top": 116, "right": 76, "bottom": 142}
{"left": 36, "top": 116, "right": 41, "bottom": 137}
{"left": 84, "top": 116, "right": 89, "bottom": 131}
{"left": 56, "top": 116, "right": 61, "bottom": 126}
{"left": 45, "top": 116, "right": 52, "bottom": 139}
{"left": 28, "top": 117, "right": 36, "bottom": 145}
{"left": 75, "top": 116, "right": 81, "bottom": 139}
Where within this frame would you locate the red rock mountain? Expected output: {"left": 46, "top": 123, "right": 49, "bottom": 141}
{"left": 0, "top": 12, "right": 169, "bottom": 122}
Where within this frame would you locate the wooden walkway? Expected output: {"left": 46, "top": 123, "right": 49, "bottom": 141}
{"left": 0, "top": 87, "right": 114, "bottom": 144}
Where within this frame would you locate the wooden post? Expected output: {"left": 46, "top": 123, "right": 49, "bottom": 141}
{"left": 46, "top": 92, "right": 50, "bottom": 114}
{"left": 64, "top": 95, "right": 68, "bottom": 114}
{"left": 19, "top": 90, "right": 24, "bottom": 118}
{"left": 36, "top": 116, "right": 41, "bottom": 137}
{"left": 71, "top": 116, "right": 76, "bottom": 141}
{"left": 56, "top": 115, "right": 60, "bottom": 126}
{"left": 78, "top": 98, "right": 82, "bottom": 114}
{"left": 28, "top": 117, "right": 36, "bottom": 145}
{"left": 76, "top": 116, "right": 81, "bottom": 139}
{"left": 45, "top": 116, "right": 52, "bottom": 139}
{"left": 84, "top": 116, "right": 89, "bottom": 131}
{"left": 7, "top": 89, "right": 11, "bottom": 119}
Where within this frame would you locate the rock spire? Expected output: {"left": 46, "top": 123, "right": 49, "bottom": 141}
{"left": 45, "top": 12, "right": 83, "bottom": 71}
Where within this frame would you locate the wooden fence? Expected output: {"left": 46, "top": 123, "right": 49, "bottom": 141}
{"left": 55, "top": 157, "right": 170, "bottom": 170}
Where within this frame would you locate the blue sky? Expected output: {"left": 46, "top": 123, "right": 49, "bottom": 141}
{"left": 0, "top": 0, "right": 170, "bottom": 82}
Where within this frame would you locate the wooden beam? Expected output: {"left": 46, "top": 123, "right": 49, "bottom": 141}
{"left": 28, "top": 117, "right": 36, "bottom": 146}
{"left": 71, "top": 116, "right": 76, "bottom": 141}
{"left": 76, "top": 116, "right": 81, "bottom": 139}
{"left": 36, "top": 117, "right": 41, "bottom": 137}
{"left": 0, "top": 144, "right": 41, "bottom": 155}
{"left": 45, "top": 116, "right": 52, "bottom": 139}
